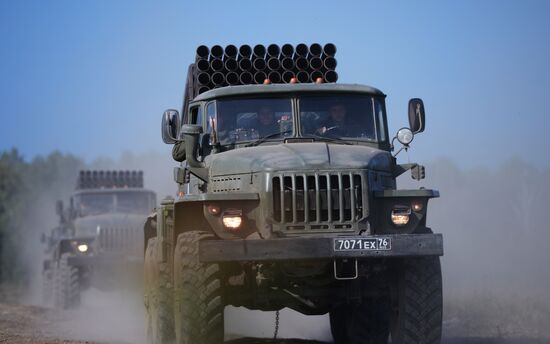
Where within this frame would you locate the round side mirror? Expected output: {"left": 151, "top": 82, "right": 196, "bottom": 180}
{"left": 161, "top": 109, "right": 181, "bottom": 144}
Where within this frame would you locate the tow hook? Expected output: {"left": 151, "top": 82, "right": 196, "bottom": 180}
{"left": 333, "top": 258, "right": 358, "bottom": 280}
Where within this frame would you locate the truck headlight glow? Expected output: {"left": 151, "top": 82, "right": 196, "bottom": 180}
{"left": 222, "top": 209, "right": 243, "bottom": 231}
{"left": 391, "top": 207, "right": 411, "bottom": 226}
{"left": 222, "top": 216, "right": 242, "bottom": 229}
{"left": 77, "top": 244, "right": 89, "bottom": 253}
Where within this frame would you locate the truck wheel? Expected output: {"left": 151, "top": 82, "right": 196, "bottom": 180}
{"left": 390, "top": 257, "right": 442, "bottom": 344}
{"left": 42, "top": 267, "right": 53, "bottom": 306}
{"left": 173, "top": 231, "right": 224, "bottom": 344}
{"left": 144, "top": 238, "right": 174, "bottom": 344}
{"left": 330, "top": 299, "right": 390, "bottom": 344}
{"left": 53, "top": 253, "right": 80, "bottom": 309}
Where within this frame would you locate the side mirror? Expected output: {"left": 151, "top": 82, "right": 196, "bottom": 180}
{"left": 408, "top": 98, "right": 425, "bottom": 133}
{"left": 161, "top": 109, "right": 181, "bottom": 144}
{"left": 56, "top": 200, "right": 63, "bottom": 217}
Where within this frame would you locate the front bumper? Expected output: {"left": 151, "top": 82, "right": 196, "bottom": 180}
{"left": 199, "top": 233, "right": 443, "bottom": 263}
{"left": 67, "top": 254, "right": 143, "bottom": 267}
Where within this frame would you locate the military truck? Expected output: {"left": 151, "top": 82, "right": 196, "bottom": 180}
{"left": 144, "top": 43, "right": 443, "bottom": 344}
{"left": 42, "top": 170, "right": 156, "bottom": 309}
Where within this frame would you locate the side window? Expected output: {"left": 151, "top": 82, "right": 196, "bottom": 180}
{"left": 190, "top": 106, "right": 203, "bottom": 126}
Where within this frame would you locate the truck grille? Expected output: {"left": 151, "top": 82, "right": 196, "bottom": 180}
{"left": 97, "top": 227, "right": 142, "bottom": 254}
{"left": 271, "top": 172, "right": 366, "bottom": 230}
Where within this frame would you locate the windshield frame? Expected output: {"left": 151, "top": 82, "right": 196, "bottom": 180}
{"left": 73, "top": 189, "right": 156, "bottom": 217}
{"left": 190, "top": 91, "right": 390, "bottom": 150}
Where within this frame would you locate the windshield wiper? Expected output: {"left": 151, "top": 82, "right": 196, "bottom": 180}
{"left": 245, "top": 130, "right": 293, "bottom": 147}
{"left": 301, "top": 134, "right": 353, "bottom": 145}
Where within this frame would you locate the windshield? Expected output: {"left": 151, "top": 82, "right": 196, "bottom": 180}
{"left": 75, "top": 191, "right": 155, "bottom": 216}
{"left": 210, "top": 98, "right": 293, "bottom": 145}
{"left": 299, "top": 95, "right": 385, "bottom": 141}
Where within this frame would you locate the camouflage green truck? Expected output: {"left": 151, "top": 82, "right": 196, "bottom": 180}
{"left": 42, "top": 170, "right": 156, "bottom": 308}
{"left": 144, "top": 43, "right": 443, "bottom": 344}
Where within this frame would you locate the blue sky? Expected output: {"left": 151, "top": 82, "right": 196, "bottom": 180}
{"left": 1, "top": 0, "right": 549, "bottom": 167}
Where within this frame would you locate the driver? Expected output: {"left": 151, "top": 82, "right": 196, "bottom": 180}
{"left": 317, "top": 102, "right": 354, "bottom": 136}
{"left": 256, "top": 106, "right": 280, "bottom": 137}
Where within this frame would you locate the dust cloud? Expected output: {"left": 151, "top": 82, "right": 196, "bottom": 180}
{"left": 5, "top": 151, "right": 550, "bottom": 341}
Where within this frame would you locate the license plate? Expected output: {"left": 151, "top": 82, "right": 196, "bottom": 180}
{"left": 334, "top": 237, "right": 392, "bottom": 251}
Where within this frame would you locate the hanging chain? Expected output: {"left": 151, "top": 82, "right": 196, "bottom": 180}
{"left": 273, "top": 310, "right": 280, "bottom": 339}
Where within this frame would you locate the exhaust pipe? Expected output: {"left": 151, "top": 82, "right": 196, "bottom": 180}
{"left": 239, "top": 71, "right": 253, "bottom": 84}
{"left": 254, "top": 71, "right": 267, "bottom": 84}
{"left": 196, "top": 45, "right": 209, "bottom": 60}
{"left": 281, "top": 43, "right": 294, "bottom": 57}
{"left": 324, "top": 70, "right": 338, "bottom": 83}
{"left": 267, "top": 57, "right": 281, "bottom": 70}
{"left": 268, "top": 71, "right": 282, "bottom": 83}
{"left": 267, "top": 44, "right": 280, "bottom": 58}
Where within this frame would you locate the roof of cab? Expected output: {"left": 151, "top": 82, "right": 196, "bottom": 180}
{"left": 192, "top": 83, "right": 385, "bottom": 102}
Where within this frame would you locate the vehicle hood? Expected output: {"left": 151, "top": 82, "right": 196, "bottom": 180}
{"left": 73, "top": 213, "right": 147, "bottom": 237}
{"left": 208, "top": 142, "right": 393, "bottom": 176}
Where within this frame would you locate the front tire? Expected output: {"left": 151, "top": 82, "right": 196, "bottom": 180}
{"left": 173, "top": 231, "right": 224, "bottom": 344}
{"left": 390, "top": 257, "right": 443, "bottom": 344}
{"left": 144, "top": 238, "right": 175, "bottom": 344}
{"left": 53, "top": 253, "right": 80, "bottom": 309}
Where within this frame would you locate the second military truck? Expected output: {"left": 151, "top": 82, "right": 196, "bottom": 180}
{"left": 42, "top": 170, "right": 156, "bottom": 308}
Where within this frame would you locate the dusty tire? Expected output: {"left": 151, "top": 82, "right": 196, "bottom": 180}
{"left": 53, "top": 253, "right": 80, "bottom": 309}
{"left": 330, "top": 299, "right": 390, "bottom": 344}
{"left": 144, "top": 238, "right": 174, "bottom": 344}
{"left": 42, "top": 267, "right": 54, "bottom": 306}
{"left": 173, "top": 231, "right": 224, "bottom": 344}
{"left": 390, "top": 257, "right": 443, "bottom": 344}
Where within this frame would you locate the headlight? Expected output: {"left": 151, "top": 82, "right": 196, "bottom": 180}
{"left": 77, "top": 243, "right": 89, "bottom": 253}
{"left": 397, "top": 128, "right": 414, "bottom": 145}
{"left": 391, "top": 207, "right": 411, "bottom": 226}
{"left": 222, "top": 209, "right": 243, "bottom": 231}
{"left": 222, "top": 216, "right": 242, "bottom": 229}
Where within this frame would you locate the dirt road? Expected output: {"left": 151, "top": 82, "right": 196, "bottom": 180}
{"left": 1, "top": 302, "right": 550, "bottom": 344}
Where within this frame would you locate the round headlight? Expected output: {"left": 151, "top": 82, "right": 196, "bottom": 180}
{"left": 77, "top": 244, "right": 89, "bottom": 253}
{"left": 397, "top": 128, "right": 414, "bottom": 145}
